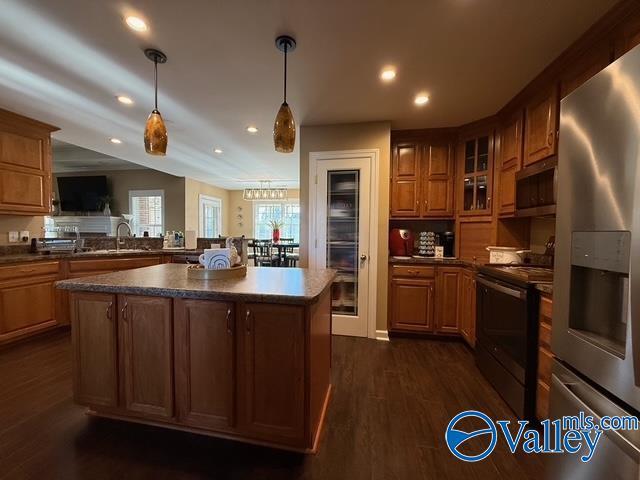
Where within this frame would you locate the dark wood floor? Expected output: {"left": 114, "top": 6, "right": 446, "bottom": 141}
{"left": 0, "top": 331, "right": 543, "bottom": 480}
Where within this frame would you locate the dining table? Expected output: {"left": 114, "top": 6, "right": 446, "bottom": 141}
{"left": 271, "top": 241, "right": 300, "bottom": 267}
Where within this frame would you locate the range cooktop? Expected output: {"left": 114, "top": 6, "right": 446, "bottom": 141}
{"left": 478, "top": 264, "right": 554, "bottom": 286}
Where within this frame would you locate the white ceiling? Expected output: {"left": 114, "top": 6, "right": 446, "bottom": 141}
{"left": 0, "top": 0, "right": 619, "bottom": 189}
{"left": 52, "top": 139, "right": 144, "bottom": 173}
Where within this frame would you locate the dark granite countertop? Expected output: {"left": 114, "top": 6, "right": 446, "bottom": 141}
{"left": 0, "top": 249, "right": 204, "bottom": 265}
{"left": 56, "top": 264, "right": 336, "bottom": 305}
{"left": 536, "top": 283, "right": 553, "bottom": 296}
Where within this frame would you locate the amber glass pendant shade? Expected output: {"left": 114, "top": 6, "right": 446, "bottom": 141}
{"left": 273, "top": 102, "right": 296, "bottom": 153}
{"left": 144, "top": 109, "right": 168, "bottom": 155}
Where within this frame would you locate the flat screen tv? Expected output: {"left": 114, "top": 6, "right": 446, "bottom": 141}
{"left": 57, "top": 176, "right": 108, "bottom": 212}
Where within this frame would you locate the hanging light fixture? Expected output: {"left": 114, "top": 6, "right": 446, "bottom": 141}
{"left": 143, "top": 48, "right": 168, "bottom": 155}
{"left": 273, "top": 35, "right": 296, "bottom": 153}
{"left": 243, "top": 181, "right": 288, "bottom": 201}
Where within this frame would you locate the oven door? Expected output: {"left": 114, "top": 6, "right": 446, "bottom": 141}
{"left": 476, "top": 274, "right": 529, "bottom": 383}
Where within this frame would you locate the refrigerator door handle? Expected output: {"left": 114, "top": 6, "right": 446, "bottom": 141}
{"left": 552, "top": 372, "right": 640, "bottom": 461}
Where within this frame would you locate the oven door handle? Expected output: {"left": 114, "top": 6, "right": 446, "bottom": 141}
{"left": 476, "top": 277, "right": 526, "bottom": 299}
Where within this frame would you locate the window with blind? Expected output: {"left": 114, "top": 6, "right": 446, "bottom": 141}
{"left": 254, "top": 202, "right": 300, "bottom": 241}
{"left": 199, "top": 195, "right": 222, "bottom": 237}
{"left": 128, "top": 190, "right": 164, "bottom": 237}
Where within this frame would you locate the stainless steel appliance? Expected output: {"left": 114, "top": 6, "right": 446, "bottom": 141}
{"left": 476, "top": 265, "right": 552, "bottom": 419}
{"left": 550, "top": 44, "right": 640, "bottom": 477}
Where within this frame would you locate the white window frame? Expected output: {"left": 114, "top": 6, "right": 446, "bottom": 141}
{"left": 128, "top": 189, "right": 165, "bottom": 237}
{"left": 199, "top": 194, "right": 222, "bottom": 238}
{"left": 253, "top": 201, "right": 300, "bottom": 242}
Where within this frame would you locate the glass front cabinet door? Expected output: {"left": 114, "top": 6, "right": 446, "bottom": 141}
{"left": 458, "top": 133, "right": 494, "bottom": 216}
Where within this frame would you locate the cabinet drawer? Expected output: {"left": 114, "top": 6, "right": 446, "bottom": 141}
{"left": 0, "top": 260, "right": 59, "bottom": 282}
{"left": 540, "top": 295, "right": 552, "bottom": 323}
{"left": 69, "top": 256, "right": 162, "bottom": 273}
{"left": 536, "top": 379, "right": 550, "bottom": 420}
{"left": 390, "top": 265, "right": 435, "bottom": 278}
{"left": 538, "top": 346, "right": 553, "bottom": 386}
{"left": 539, "top": 322, "right": 552, "bottom": 350}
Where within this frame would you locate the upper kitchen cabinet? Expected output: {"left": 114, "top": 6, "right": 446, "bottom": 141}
{"left": 390, "top": 143, "right": 421, "bottom": 217}
{"left": 497, "top": 111, "right": 524, "bottom": 216}
{"left": 421, "top": 144, "right": 454, "bottom": 217}
{"left": 457, "top": 131, "right": 494, "bottom": 216}
{"left": 0, "top": 108, "right": 58, "bottom": 215}
{"left": 523, "top": 86, "right": 558, "bottom": 166}
{"left": 390, "top": 133, "right": 455, "bottom": 219}
{"left": 560, "top": 43, "right": 612, "bottom": 98}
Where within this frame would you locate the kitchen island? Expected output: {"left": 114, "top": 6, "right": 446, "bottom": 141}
{"left": 57, "top": 263, "right": 335, "bottom": 453}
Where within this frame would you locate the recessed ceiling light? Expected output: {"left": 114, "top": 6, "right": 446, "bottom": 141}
{"left": 214, "top": 148, "right": 223, "bottom": 154}
{"left": 109, "top": 138, "right": 122, "bottom": 144}
{"left": 246, "top": 126, "right": 258, "bottom": 134}
{"left": 414, "top": 94, "right": 430, "bottom": 106}
{"left": 116, "top": 95, "right": 134, "bottom": 105}
{"left": 380, "top": 67, "right": 396, "bottom": 82}
{"left": 125, "top": 16, "right": 148, "bottom": 32}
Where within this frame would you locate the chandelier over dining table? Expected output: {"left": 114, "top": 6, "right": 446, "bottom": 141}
{"left": 242, "top": 181, "right": 288, "bottom": 201}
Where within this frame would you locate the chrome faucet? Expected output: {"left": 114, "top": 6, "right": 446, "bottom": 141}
{"left": 116, "top": 221, "right": 133, "bottom": 251}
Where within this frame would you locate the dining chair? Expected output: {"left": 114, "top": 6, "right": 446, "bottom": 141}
{"left": 252, "top": 239, "right": 278, "bottom": 266}
{"left": 279, "top": 238, "right": 299, "bottom": 267}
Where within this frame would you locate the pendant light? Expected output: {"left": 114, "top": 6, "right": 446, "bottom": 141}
{"left": 143, "top": 48, "right": 168, "bottom": 155}
{"left": 273, "top": 35, "right": 296, "bottom": 153}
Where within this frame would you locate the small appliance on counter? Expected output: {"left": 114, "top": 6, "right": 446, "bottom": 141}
{"left": 438, "top": 231, "right": 455, "bottom": 257}
{"left": 486, "top": 246, "right": 531, "bottom": 264}
{"left": 389, "top": 229, "right": 414, "bottom": 257}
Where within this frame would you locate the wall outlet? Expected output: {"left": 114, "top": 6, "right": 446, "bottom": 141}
{"left": 8, "top": 231, "right": 19, "bottom": 243}
{"left": 20, "top": 231, "right": 30, "bottom": 242}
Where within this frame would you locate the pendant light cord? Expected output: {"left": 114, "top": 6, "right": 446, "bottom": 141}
{"left": 283, "top": 42, "right": 288, "bottom": 103}
{"left": 154, "top": 58, "right": 158, "bottom": 110}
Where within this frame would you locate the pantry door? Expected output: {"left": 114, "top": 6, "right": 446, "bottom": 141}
{"left": 310, "top": 151, "right": 378, "bottom": 338}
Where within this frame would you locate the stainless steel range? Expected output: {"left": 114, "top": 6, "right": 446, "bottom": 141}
{"left": 475, "top": 264, "right": 553, "bottom": 420}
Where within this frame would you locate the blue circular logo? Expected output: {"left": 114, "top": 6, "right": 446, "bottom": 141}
{"left": 445, "top": 410, "right": 497, "bottom": 462}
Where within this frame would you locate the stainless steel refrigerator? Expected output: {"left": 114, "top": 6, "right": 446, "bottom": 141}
{"left": 550, "top": 44, "right": 640, "bottom": 478}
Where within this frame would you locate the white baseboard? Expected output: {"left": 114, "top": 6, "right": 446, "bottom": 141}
{"left": 375, "top": 329, "right": 389, "bottom": 341}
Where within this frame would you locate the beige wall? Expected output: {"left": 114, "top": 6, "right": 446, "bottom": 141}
{"left": 227, "top": 189, "right": 301, "bottom": 239}
{"left": 299, "top": 121, "right": 391, "bottom": 331}
{"left": 54, "top": 170, "right": 186, "bottom": 232}
{"left": 184, "top": 178, "right": 230, "bottom": 236}
{"left": 0, "top": 216, "right": 45, "bottom": 245}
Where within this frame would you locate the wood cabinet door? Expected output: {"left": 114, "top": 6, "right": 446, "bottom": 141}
{"left": 174, "top": 299, "right": 235, "bottom": 431}
{"left": 435, "top": 268, "right": 460, "bottom": 334}
{"left": 422, "top": 144, "right": 454, "bottom": 217}
{"left": 524, "top": 86, "right": 558, "bottom": 166}
{"left": 70, "top": 292, "right": 118, "bottom": 407}
{"left": 237, "top": 303, "right": 305, "bottom": 444}
{"left": 389, "top": 277, "right": 434, "bottom": 332}
{"left": 119, "top": 295, "right": 174, "bottom": 419}
{"left": 458, "top": 270, "right": 476, "bottom": 347}
{"left": 457, "top": 219, "right": 494, "bottom": 264}
{"left": 390, "top": 144, "right": 420, "bottom": 217}
{"left": 0, "top": 275, "right": 58, "bottom": 342}
{"left": 457, "top": 134, "right": 494, "bottom": 216}
{"left": 498, "top": 112, "right": 523, "bottom": 216}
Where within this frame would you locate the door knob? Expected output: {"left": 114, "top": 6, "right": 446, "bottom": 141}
{"left": 360, "top": 254, "right": 368, "bottom": 261}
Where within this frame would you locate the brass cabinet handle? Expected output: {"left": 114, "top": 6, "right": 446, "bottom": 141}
{"left": 547, "top": 131, "right": 554, "bottom": 146}
{"left": 226, "top": 308, "right": 233, "bottom": 334}
{"left": 18, "top": 269, "right": 35, "bottom": 274}
{"left": 106, "top": 301, "right": 113, "bottom": 320}
{"left": 121, "top": 302, "right": 128, "bottom": 321}
{"left": 245, "top": 309, "right": 251, "bottom": 335}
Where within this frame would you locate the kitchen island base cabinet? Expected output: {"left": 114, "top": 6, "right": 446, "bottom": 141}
{"left": 119, "top": 295, "right": 174, "bottom": 419}
{"left": 71, "top": 292, "right": 118, "bottom": 408}
{"left": 67, "top": 279, "right": 332, "bottom": 453}
{"left": 174, "top": 299, "right": 235, "bottom": 432}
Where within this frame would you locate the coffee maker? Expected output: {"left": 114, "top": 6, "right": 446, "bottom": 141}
{"left": 438, "top": 231, "right": 455, "bottom": 258}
